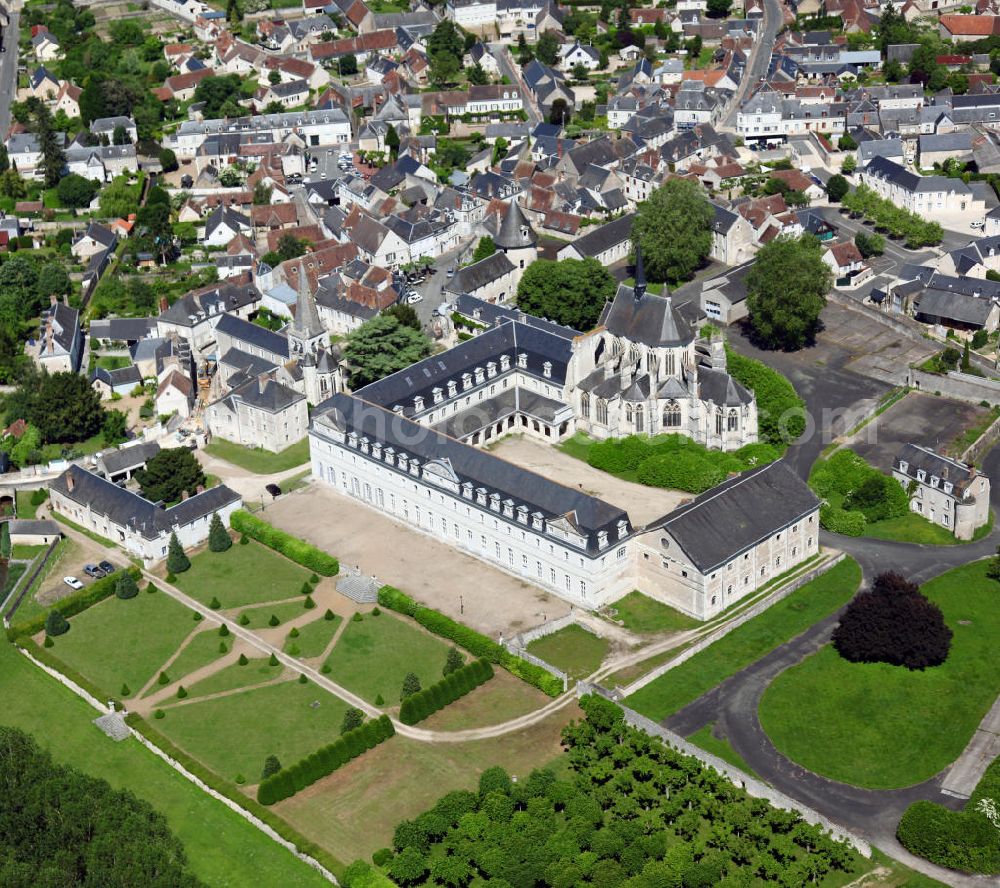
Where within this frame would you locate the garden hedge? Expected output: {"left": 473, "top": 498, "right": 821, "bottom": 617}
{"left": 125, "top": 714, "right": 343, "bottom": 876}
{"left": 725, "top": 347, "right": 806, "bottom": 447}
{"left": 812, "top": 450, "right": 909, "bottom": 534}
{"left": 399, "top": 659, "right": 494, "bottom": 725}
{"left": 230, "top": 510, "right": 339, "bottom": 576}
{"left": 377, "top": 585, "right": 564, "bottom": 697}
{"left": 819, "top": 504, "right": 867, "bottom": 536}
{"left": 258, "top": 715, "right": 395, "bottom": 806}
{"left": 7, "top": 567, "right": 141, "bottom": 640}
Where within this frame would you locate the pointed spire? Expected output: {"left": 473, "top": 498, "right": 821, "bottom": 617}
{"left": 494, "top": 199, "right": 537, "bottom": 250}
{"left": 292, "top": 262, "right": 324, "bottom": 342}
{"left": 633, "top": 240, "right": 646, "bottom": 302}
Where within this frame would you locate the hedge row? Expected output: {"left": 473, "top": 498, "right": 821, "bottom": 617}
{"left": 725, "top": 347, "right": 807, "bottom": 447}
{"left": 812, "top": 450, "right": 909, "bottom": 534}
{"left": 819, "top": 504, "right": 866, "bottom": 537}
{"left": 377, "top": 586, "right": 564, "bottom": 697}
{"left": 400, "top": 659, "right": 494, "bottom": 725}
{"left": 6, "top": 567, "right": 141, "bottom": 640}
{"left": 230, "top": 510, "right": 339, "bottom": 576}
{"left": 258, "top": 716, "right": 394, "bottom": 806}
{"left": 125, "top": 714, "right": 343, "bottom": 877}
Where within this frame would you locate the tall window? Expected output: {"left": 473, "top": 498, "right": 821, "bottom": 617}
{"left": 635, "top": 404, "right": 644, "bottom": 432}
{"left": 581, "top": 392, "right": 590, "bottom": 418}
{"left": 728, "top": 409, "right": 738, "bottom": 432}
{"left": 715, "top": 408, "right": 723, "bottom": 436}
{"left": 663, "top": 402, "right": 681, "bottom": 428}
{"left": 665, "top": 351, "right": 675, "bottom": 376}
{"left": 625, "top": 404, "right": 633, "bottom": 425}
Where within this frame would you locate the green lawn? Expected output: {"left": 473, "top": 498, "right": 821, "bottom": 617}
{"left": 144, "top": 627, "right": 230, "bottom": 696}
{"left": 158, "top": 679, "right": 350, "bottom": 782}
{"left": 627, "top": 558, "right": 862, "bottom": 721}
{"left": 11, "top": 544, "right": 47, "bottom": 561}
{"left": 759, "top": 559, "right": 1000, "bottom": 789}
{"left": 284, "top": 613, "right": 342, "bottom": 658}
{"left": 238, "top": 598, "right": 316, "bottom": 629}
{"left": 15, "top": 489, "right": 46, "bottom": 519}
{"left": 1, "top": 561, "right": 27, "bottom": 601}
{"left": 607, "top": 590, "right": 699, "bottom": 634}
{"left": 864, "top": 508, "right": 994, "bottom": 545}
{"left": 184, "top": 655, "right": 286, "bottom": 699}
{"left": 687, "top": 723, "right": 757, "bottom": 777}
{"left": 525, "top": 624, "right": 609, "bottom": 679}
{"left": 0, "top": 641, "right": 331, "bottom": 888}
{"left": 95, "top": 354, "right": 132, "bottom": 371}
{"left": 171, "top": 541, "right": 311, "bottom": 609}
{"left": 7, "top": 537, "right": 81, "bottom": 629}
{"left": 204, "top": 438, "right": 310, "bottom": 475}
{"left": 50, "top": 591, "right": 195, "bottom": 695}
{"left": 323, "top": 612, "right": 452, "bottom": 705}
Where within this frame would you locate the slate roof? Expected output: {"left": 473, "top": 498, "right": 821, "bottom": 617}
{"left": 215, "top": 312, "right": 290, "bottom": 359}
{"left": 222, "top": 374, "right": 305, "bottom": 413}
{"left": 452, "top": 294, "right": 580, "bottom": 339}
{"left": 51, "top": 465, "right": 241, "bottom": 540}
{"left": 565, "top": 212, "right": 635, "bottom": 259}
{"left": 432, "top": 387, "right": 567, "bottom": 439}
{"left": 600, "top": 286, "right": 693, "bottom": 349}
{"left": 313, "top": 393, "right": 630, "bottom": 553}
{"left": 98, "top": 441, "right": 161, "bottom": 477}
{"left": 91, "top": 364, "right": 142, "bottom": 389}
{"left": 651, "top": 460, "right": 819, "bottom": 571}
{"left": 7, "top": 519, "right": 59, "bottom": 537}
{"left": 90, "top": 318, "right": 157, "bottom": 342}
{"left": 914, "top": 288, "right": 996, "bottom": 327}
{"left": 894, "top": 443, "right": 979, "bottom": 500}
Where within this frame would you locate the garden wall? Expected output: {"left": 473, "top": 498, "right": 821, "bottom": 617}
{"left": 907, "top": 368, "right": 1000, "bottom": 407}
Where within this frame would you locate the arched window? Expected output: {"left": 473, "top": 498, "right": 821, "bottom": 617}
{"left": 625, "top": 404, "right": 633, "bottom": 425}
{"left": 635, "top": 404, "right": 644, "bottom": 432}
{"left": 715, "top": 407, "right": 724, "bottom": 436}
{"left": 596, "top": 399, "right": 608, "bottom": 425}
{"left": 581, "top": 392, "right": 590, "bottom": 419}
{"left": 663, "top": 401, "right": 681, "bottom": 428}
{"left": 728, "top": 409, "right": 738, "bottom": 432}
{"left": 665, "top": 351, "right": 675, "bottom": 376}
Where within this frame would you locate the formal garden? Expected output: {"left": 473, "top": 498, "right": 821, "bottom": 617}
{"left": 525, "top": 624, "right": 610, "bottom": 680}
{"left": 604, "top": 590, "right": 700, "bottom": 635}
{"left": 759, "top": 560, "right": 1000, "bottom": 790}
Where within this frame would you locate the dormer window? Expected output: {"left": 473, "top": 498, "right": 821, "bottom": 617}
{"left": 531, "top": 511, "right": 544, "bottom": 530}
{"left": 489, "top": 492, "right": 501, "bottom": 511}
{"left": 414, "top": 395, "right": 424, "bottom": 411}
{"left": 486, "top": 361, "right": 497, "bottom": 378}
{"left": 617, "top": 520, "right": 629, "bottom": 540}
{"left": 476, "top": 487, "right": 488, "bottom": 505}
{"left": 899, "top": 460, "right": 908, "bottom": 474}
{"left": 474, "top": 367, "right": 485, "bottom": 384}
{"left": 500, "top": 354, "right": 511, "bottom": 371}
{"left": 542, "top": 361, "right": 552, "bottom": 378}
{"left": 917, "top": 469, "right": 926, "bottom": 482}
{"left": 359, "top": 437, "right": 370, "bottom": 454}
{"left": 347, "top": 432, "right": 359, "bottom": 448}
{"left": 409, "top": 459, "right": 421, "bottom": 476}
{"left": 930, "top": 475, "right": 940, "bottom": 488}
{"left": 516, "top": 505, "right": 528, "bottom": 523}
{"left": 461, "top": 482, "right": 473, "bottom": 498}
{"left": 447, "top": 380, "right": 457, "bottom": 397}
{"left": 462, "top": 372, "right": 472, "bottom": 390}
{"left": 393, "top": 404, "right": 404, "bottom": 415}
{"left": 517, "top": 352, "right": 528, "bottom": 368}
{"left": 384, "top": 446, "right": 395, "bottom": 463}
{"left": 432, "top": 387, "right": 443, "bottom": 404}
{"left": 372, "top": 442, "right": 382, "bottom": 458}
{"left": 597, "top": 530, "right": 608, "bottom": 548}
{"left": 944, "top": 481, "right": 954, "bottom": 495}
{"left": 398, "top": 453, "right": 408, "bottom": 470}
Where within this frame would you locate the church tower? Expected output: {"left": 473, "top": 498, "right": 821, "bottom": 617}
{"left": 494, "top": 199, "right": 538, "bottom": 274}
{"left": 288, "top": 263, "right": 327, "bottom": 363}
{"left": 633, "top": 241, "right": 646, "bottom": 301}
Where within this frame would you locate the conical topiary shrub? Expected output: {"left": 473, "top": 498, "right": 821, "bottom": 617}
{"left": 208, "top": 512, "right": 232, "bottom": 552}
{"left": 166, "top": 532, "right": 190, "bottom": 574}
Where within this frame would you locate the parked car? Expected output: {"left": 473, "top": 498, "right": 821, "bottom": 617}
{"left": 406, "top": 293, "right": 424, "bottom": 304}
{"left": 971, "top": 220, "right": 985, "bottom": 229}
{"left": 63, "top": 576, "right": 84, "bottom": 590}
{"left": 98, "top": 560, "right": 115, "bottom": 575}
{"left": 83, "top": 564, "right": 104, "bottom": 578}
{"left": 446, "top": 267, "right": 455, "bottom": 278}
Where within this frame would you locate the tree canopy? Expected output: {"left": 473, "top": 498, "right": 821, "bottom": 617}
{"left": 0, "top": 726, "right": 203, "bottom": 887}
{"left": 746, "top": 235, "right": 831, "bottom": 351}
{"left": 57, "top": 173, "right": 99, "bottom": 209}
{"left": 344, "top": 314, "right": 433, "bottom": 388}
{"left": 631, "top": 179, "right": 714, "bottom": 284}
{"left": 136, "top": 447, "right": 207, "bottom": 504}
{"left": 3, "top": 370, "right": 105, "bottom": 444}
{"left": 516, "top": 257, "right": 616, "bottom": 330}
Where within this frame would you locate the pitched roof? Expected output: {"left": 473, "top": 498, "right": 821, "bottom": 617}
{"left": 600, "top": 286, "right": 693, "bottom": 349}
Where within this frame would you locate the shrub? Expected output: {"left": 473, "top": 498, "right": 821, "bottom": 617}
{"left": 309, "top": 574, "right": 319, "bottom": 584}
{"left": 154, "top": 709, "right": 165, "bottom": 719}
{"left": 304, "top": 595, "right": 315, "bottom": 610}
{"left": 166, "top": 532, "right": 191, "bottom": 574}
{"left": 239, "top": 613, "right": 250, "bottom": 626}
{"left": 636, "top": 451, "right": 727, "bottom": 494}
{"left": 120, "top": 683, "right": 131, "bottom": 696}
{"left": 289, "top": 627, "right": 300, "bottom": 638}
{"left": 898, "top": 797, "right": 1000, "bottom": 874}
{"left": 268, "top": 614, "right": 280, "bottom": 627}
{"left": 341, "top": 707, "right": 364, "bottom": 734}
{"left": 177, "top": 685, "right": 188, "bottom": 698}
{"left": 219, "top": 623, "right": 230, "bottom": 637}
{"left": 219, "top": 642, "right": 228, "bottom": 653}
{"left": 819, "top": 504, "right": 866, "bottom": 536}
{"left": 158, "top": 671, "right": 170, "bottom": 685}
{"left": 372, "top": 607, "right": 381, "bottom": 616}
{"left": 324, "top": 609, "right": 336, "bottom": 621}
{"left": 300, "top": 581, "right": 312, "bottom": 595}
{"left": 208, "top": 512, "right": 232, "bottom": 552}
{"left": 400, "top": 659, "right": 494, "bottom": 725}
{"left": 238, "top": 654, "right": 249, "bottom": 666}
{"left": 145, "top": 582, "right": 157, "bottom": 593}
{"left": 115, "top": 573, "right": 139, "bottom": 599}
{"left": 322, "top": 664, "right": 332, "bottom": 674}
{"left": 269, "top": 653, "right": 279, "bottom": 666}
{"left": 45, "top": 610, "right": 70, "bottom": 637}
{"left": 352, "top": 612, "right": 362, "bottom": 622}
{"left": 209, "top": 597, "right": 221, "bottom": 609}
{"left": 166, "top": 573, "right": 177, "bottom": 583}
{"left": 235, "top": 774, "right": 246, "bottom": 785}
{"left": 43, "top": 636, "right": 53, "bottom": 647}
{"left": 239, "top": 534, "right": 250, "bottom": 545}
{"left": 192, "top": 612, "right": 202, "bottom": 622}
{"left": 401, "top": 671, "right": 421, "bottom": 700}
{"left": 725, "top": 347, "right": 806, "bottom": 447}
{"left": 298, "top": 673, "right": 307, "bottom": 684}
{"left": 843, "top": 473, "right": 908, "bottom": 522}
{"left": 30, "top": 488, "right": 49, "bottom": 506}
{"left": 230, "top": 510, "right": 339, "bottom": 575}
{"left": 375, "top": 693, "right": 384, "bottom": 705}
{"left": 443, "top": 647, "right": 464, "bottom": 676}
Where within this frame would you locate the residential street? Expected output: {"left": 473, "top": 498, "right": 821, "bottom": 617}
{"left": 489, "top": 43, "right": 541, "bottom": 127}
{"left": 719, "top": 0, "right": 782, "bottom": 131}
{"left": 0, "top": 6, "right": 20, "bottom": 136}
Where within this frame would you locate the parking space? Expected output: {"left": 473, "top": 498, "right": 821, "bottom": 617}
{"left": 303, "top": 147, "right": 354, "bottom": 184}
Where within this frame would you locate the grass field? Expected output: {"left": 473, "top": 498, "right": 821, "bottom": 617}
{"left": 1, "top": 561, "right": 27, "bottom": 601}
{"left": 0, "top": 641, "right": 330, "bottom": 888}
{"left": 687, "top": 723, "right": 757, "bottom": 777}
{"left": 419, "top": 668, "right": 550, "bottom": 731}
{"left": 626, "top": 558, "right": 862, "bottom": 721}
{"left": 145, "top": 626, "right": 230, "bottom": 696}
{"left": 204, "top": 438, "right": 310, "bottom": 475}
{"left": 607, "top": 590, "right": 699, "bottom": 634}
{"left": 158, "top": 679, "right": 351, "bottom": 782}
{"left": 323, "top": 612, "right": 452, "bottom": 705}
{"left": 758, "top": 559, "right": 1000, "bottom": 789}
{"left": 238, "top": 599, "right": 315, "bottom": 629}
{"left": 51, "top": 591, "right": 195, "bottom": 695}
{"left": 185, "top": 654, "right": 286, "bottom": 698}
{"left": 284, "top": 613, "right": 342, "bottom": 658}
{"left": 171, "top": 541, "right": 311, "bottom": 609}
{"left": 7, "top": 537, "right": 81, "bottom": 628}
{"left": 525, "top": 624, "right": 609, "bottom": 679}
{"left": 276, "top": 705, "right": 578, "bottom": 864}
{"left": 15, "top": 489, "right": 46, "bottom": 519}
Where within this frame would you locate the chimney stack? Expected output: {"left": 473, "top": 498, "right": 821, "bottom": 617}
{"left": 67, "top": 472, "right": 75, "bottom": 492}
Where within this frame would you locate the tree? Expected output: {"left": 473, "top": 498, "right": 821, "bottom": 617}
{"left": 842, "top": 155, "right": 857, "bottom": 174}
{"left": 383, "top": 303, "right": 421, "bottom": 330}
{"left": 193, "top": 74, "right": 244, "bottom": 118}
{"left": 261, "top": 755, "right": 282, "bottom": 780}
{"left": 0, "top": 145, "right": 8, "bottom": 173}
{"left": 549, "top": 98, "right": 570, "bottom": 126}
{"left": 825, "top": 174, "right": 849, "bottom": 203}
{"left": 987, "top": 545, "right": 1000, "bottom": 582}
{"left": 837, "top": 133, "right": 858, "bottom": 151}
{"left": 115, "top": 572, "right": 139, "bottom": 599}
{"left": 536, "top": 31, "right": 560, "bottom": 65}
{"left": 136, "top": 447, "right": 207, "bottom": 504}
{"left": 158, "top": 148, "right": 178, "bottom": 172}
{"left": 467, "top": 63, "right": 488, "bottom": 85}
{"left": 632, "top": 179, "right": 714, "bottom": 284}
{"left": 341, "top": 707, "right": 364, "bottom": 734}
{"left": 344, "top": 315, "right": 433, "bottom": 387}
{"left": 472, "top": 235, "right": 496, "bottom": 262}
{"left": 12, "top": 371, "right": 105, "bottom": 444}
{"left": 401, "top": 671, "right": 421, "bottom": 700}
{"left": 0, "top": 168, "right": 27, "bottom": 199}
{"left": 112, "top": 124, "right": 131, "bottom": 145}
{"left": 706, "top": 0, "right": 732, "bottom": 16}
{"left": 443, "top": 647, "right": 464, "bottom": 676}
{"left": 962, "top": 339, "right": 972, "bottom": 373}
{"left": 208, "top": 512, "right": 232, "bottom": 552}
{"left": 100, "top": 175, "right": 140, "bottom": 219}
{"left": 253, "top": 181, "right": 273, "bottom": 205}
{"left": 746, "top": 235, "right": 831, "bottom": 351}
{"left": 277, "top": 233, "right": 306, "bottom": 262}
{"left": 166, "top": 532, "right": 191, "bottom": 574}
{"left": 102, "top": 409, "right": 128, "bottom": 446}
{"left": 339, "top": 53, "right": 358, "bottom": 76}
{"left": 37, "top": 263, "right": 71, "bottom": 300}
{"left": 385, "top": 124, "right": 400, "bottom": 159}
{"left": 45, "top": 610, "right": 70, "bottom": 636}
{"left": 428, "top": 19, "right": 463, "bottom": 85}
{"left": 0, "top": 521, "right": 9, "bottom": 560}
{"left": 832, "top": 571, "right": 953, "bottom": 670}
{"left": 517, "top": 33, "right": 533, "bottom": 66}
{"left": 516, "top": 257, "right": 616, "bottom": 330}
{"left": 56, "top": 173, "right": 99, "bottom": 209}
{"left": 572, "top": 63, "right": 589, "bottom": 81}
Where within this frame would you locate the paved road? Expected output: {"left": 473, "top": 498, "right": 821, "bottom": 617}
{"left": 489, "top": 43, "right": 541, "bottom": 127}
{"left": 719, "top": 0, "right": 782, "bottom": 130}
{"left": 0, "top": 7, "right": 20, "bottom": 136}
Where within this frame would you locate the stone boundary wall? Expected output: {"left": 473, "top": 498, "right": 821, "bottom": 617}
{"left": 963, "top": 413, "right": 1000, "bottom": 465}
{"left": 621, "top": 553, "right": 845, "bottom": 697}
{"left": 510, "top": 611, "right": 579, "bottom": 647}
{"left": 908, "top": 368, "right": 1000, "bottom": 406}
{"left": 502, "top": 641, "right": 569, "bottom": 692}
{"left": 3, "top": 538, "right": 60, "bottom": 627}
{"left": 14, "top": 646, "right": 338, "bottom": 885}
{"left": 578, "top": 683, "right": 872, "bottom": 859}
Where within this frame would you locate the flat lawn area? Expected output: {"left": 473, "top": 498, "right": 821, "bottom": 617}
{"left": 204, "top": 438, "right": 310, "bottom": 474}
{"left": 627, "top": 557, "right": 862, "bottom": 721}
{"left": 50, "top": 591, "right": 194, "bottom": 695}
{"left": 171, "top": 541, "right": 310, "bottom": 609}
{"left": 758, "top": 559, "right": 1000, "bottom": 789}
{"left": 419, "top": 668, "right": 551, "bottom": 731}
{"left": 1, "top": 561, "right": 27, "bottom": 601}
{"left": 185, "top": 654, "right": 286, "bottom": 698}
{"left": 687, "top": 723, "right": 757, "bottom": 777}
{"left": 95, "top": 355, "right": 131, "bottom": 371}
{"left": 158, "top": 679, "right": 350, "bottom": 782}
{"left": 525, "top": 624, "right": 609, "bottom": 679}
{"left": 15, "top": 489, "right": 45, "bottom": 519}
{"left": 0, "top": 641, "right": 330, "bottom": 888}
{"left": 323, "top": 612, "right": 452, "bottom": 705}
{"left": 284, "top": 613, "right": 342, "bottom": 658}
{"left": 276, "top": 705, "right": 578, "bottom": 865}
{"left": 145, "top": 626, "right": 230, "bottom": 695}
{"left": 238, "top": 598, "right": 315, "bottom": 629}
{"left": 607, "top": 590, "right": 699, "bottom": 634}
{"left": 864, "top": 508, "right": 993, "bottom": 545}
{"left": 12, "top": 543, "right": 47, "bottom": 560}
{"left": 7, "top": 538, "right": 81, "bottom": 629}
